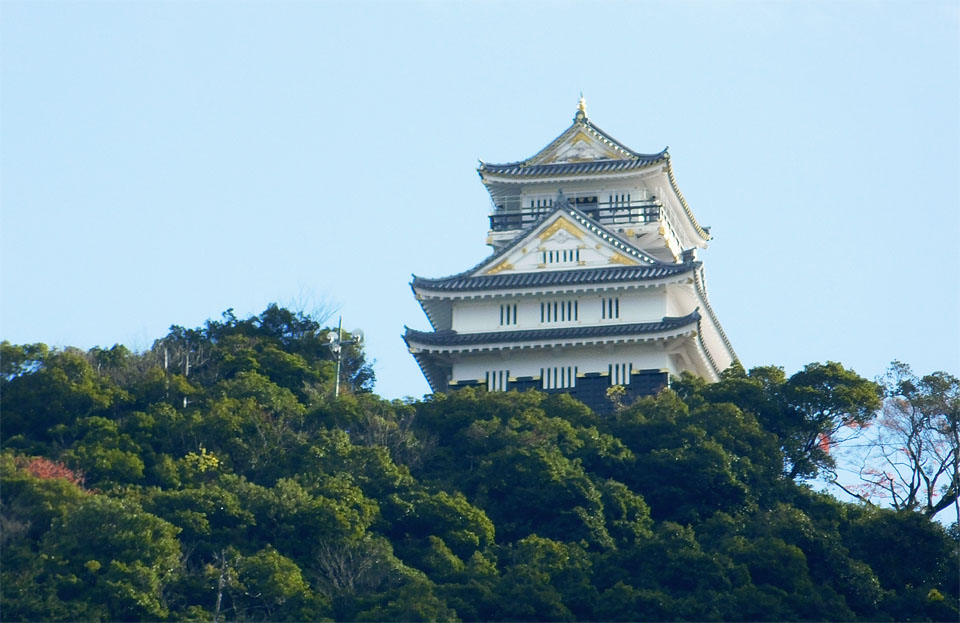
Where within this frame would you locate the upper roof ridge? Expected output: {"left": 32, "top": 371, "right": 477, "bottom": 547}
{"left": 478, "top": 109, "right": 665, "bottom": 171}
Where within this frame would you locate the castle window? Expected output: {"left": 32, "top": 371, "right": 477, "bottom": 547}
{"left": 609, "top": 363, "right": 632, "bottom": 385}
{"left": 601, "top": 297, "right": 620, "bottom": 319}
{"left": 499, "top": 303, "right": 518, "bottom": 326}
{"left": 542, "top": 366, "right": 577, "bottom": 389}
{"left": 608, "top": 193, "right": 631, "bottom": 208}
{"left": 540, "top": 299, "right": 578, "bottom": 323}
{"left": 486, "top": 369, "right": 509, "bottom": 392}
{"left": 542, "top": 248, "right": 580, "bottom": 264}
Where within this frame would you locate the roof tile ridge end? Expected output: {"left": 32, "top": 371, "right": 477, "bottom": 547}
{"left": 662, "top": 308, "right": 701, "bottom": 323}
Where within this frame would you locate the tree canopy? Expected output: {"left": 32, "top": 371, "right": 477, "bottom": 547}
{"left": 2, "top": 305, "right": 957, "bottom": 621}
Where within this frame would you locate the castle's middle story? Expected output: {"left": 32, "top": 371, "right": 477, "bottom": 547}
{"left": 404, "top": 99, "right": 737, "bottom": 411}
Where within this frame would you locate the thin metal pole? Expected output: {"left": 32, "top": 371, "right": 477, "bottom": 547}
{"left": 334, "top": 316, "right": 342, "bottom": 397}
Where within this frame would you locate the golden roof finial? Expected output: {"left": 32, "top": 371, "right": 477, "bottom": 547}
{"left": 574, "top": 92, "right": 587, "bottom": 122}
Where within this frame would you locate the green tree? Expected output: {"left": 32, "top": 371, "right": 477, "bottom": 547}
{"left": 60, "top": 416, "right": 145, "bottom": 486}
{"left": 682, "top": 362, "right": 882, "bottom": 480}
{"left": 493, "top": 536, "right": 594, "bottom": 621}
{"left": 612, "top": 391, "right": 763, "bottom": 522}
{"left": 40, "top": 495, "right": 182, "bottom": 621}
{"left": 782, "top": 362, "right": 882, "bottom": 479}
{"left": 389, "top": 490, "right": 495, "bottom": 560}
{"left": 234, "top": 546, "right": 327, "bottom": 621}
{"left": 1, "top": 347, "right": 126, "bottom": 445}
{"left": 142, "top": 474, "right": 258, "bottom": 560}
{"left": 1, "top": 341, "right": 49, "bottom": 380}
{"left": 475, "top": 445, "right": 612, "bottom": 547}
{"left": 7, "top": 318, "right": 960, "bottom": 623}
{"left": 354, "top": 578, "right": 458, "bottom": 622}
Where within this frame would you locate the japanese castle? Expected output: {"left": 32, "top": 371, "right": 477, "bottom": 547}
{"left": 404, "top": 99, "right": 736, "bottom": 411}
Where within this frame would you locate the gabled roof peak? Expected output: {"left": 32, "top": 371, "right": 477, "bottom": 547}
{"left": 479, "top": 107, "right": 665, "bottom": 172}
{"left": 411, "top": 198, "right": 678, "bottom": 286}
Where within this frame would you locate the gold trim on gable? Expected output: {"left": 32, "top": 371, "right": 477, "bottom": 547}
{"left": 572, "top": 130, "right": 621, "bottom": 158}
{"left": 485, "top": 260, "right": 514, "bottom": 275}
{"left": 539, "top": 217, "right": 584, "bottom": 241}
{"left": 609, "top": 252, "right": 640, "bottom": 266}
{"left": 531, "top": 128, "right": 625, "bottom": 165}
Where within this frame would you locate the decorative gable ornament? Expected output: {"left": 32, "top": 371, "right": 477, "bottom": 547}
{"left": 542, "top": 130, "right": 624, "bottom": 163}
{"left": 545, "top": 229, "right": 576, "bottom": 245}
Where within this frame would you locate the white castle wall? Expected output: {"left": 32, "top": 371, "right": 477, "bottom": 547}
{"left": 451, "top": 287, "right": 669, "bottom": 333}
{"left": 517, "top": 181, "right": 654, "bottom": 207}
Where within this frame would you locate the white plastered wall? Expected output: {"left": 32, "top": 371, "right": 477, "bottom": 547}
{"left": 516, "top": 178, "right": 655, "bottom": 208}
{"left": 664, "top": 282, "right": 695, "bottom": 317}
{"left": 451, "top": 287, "right": 669, "bottom": 333}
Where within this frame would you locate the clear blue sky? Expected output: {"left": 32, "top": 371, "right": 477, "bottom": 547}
{"left": 2, "top": 1, "right": 958, "bottom": 400}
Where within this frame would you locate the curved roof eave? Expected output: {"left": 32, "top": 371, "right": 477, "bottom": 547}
{"left": 412, "top": 261, "right": 698, "bottom": 294}
{"left": 409, "top": 279, "right": 440, "bottom": 331}
{"left": 695, "top": 315, "right": 723, "bottom": 380}
{"left": 478, "top": 153, "right": 668, "bottom": 179}
{"left": 662, "top": 157, "right": 711, "bottom": 241}
{"left": 404, "top": 311, "right": 700, "bottom": 349}
{"left": 402, "top": 330, "right": 444, "bottom": 393}
{"left": 693, "top": 267, "right": 738, "bottom": 364}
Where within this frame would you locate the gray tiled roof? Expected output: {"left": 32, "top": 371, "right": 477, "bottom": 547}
{"left": 413, "top": 262, "right": 697, "bottom": 292}
{"left": 480, "top": 117, "right": 664, "bottom": 167}
{"left": 479, "top": 152, "right": 667, "bottom": 178}
{"left": 411, "top": 202, "right": 668, "bottom": 293}
{"left": 478, "top": 117, "right": 668, "bottom": 179}
{"left": 404, "top": 311, "right": 700, "bottom": 348}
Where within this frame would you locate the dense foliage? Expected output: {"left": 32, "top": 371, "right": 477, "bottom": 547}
{"left": 2, "top": 306, "right": 957, "bottom": 621}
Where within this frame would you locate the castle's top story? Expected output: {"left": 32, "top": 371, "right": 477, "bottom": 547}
{"left": 478, "top": 96, "right": 710, "bottom": 260}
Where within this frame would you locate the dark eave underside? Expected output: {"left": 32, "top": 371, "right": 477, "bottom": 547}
{"left": 404, "top": 311, "right": 700, "bottom": 347}
{"left": 413, "top": 262, "right": 698, "bottom": 293}
{"left": 479, "top": 153, "right": 667, "bottom": 178}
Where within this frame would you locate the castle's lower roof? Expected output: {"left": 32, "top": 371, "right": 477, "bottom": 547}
{"left": 404, "top": 311, "right": 700, "bottom": 349}
{"left": 413, "top": 262, "right": 697, "bottom": 293}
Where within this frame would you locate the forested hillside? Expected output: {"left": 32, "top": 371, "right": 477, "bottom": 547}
{"left": 2, "top": 305, "right": 957, "bottom": 622}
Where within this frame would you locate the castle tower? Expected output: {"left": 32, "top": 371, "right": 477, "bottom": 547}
{"left": 404, "top": 100, "right": 736, "bottom": 411}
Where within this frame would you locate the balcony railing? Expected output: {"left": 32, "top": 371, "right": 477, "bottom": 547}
{"left": 489, "top": 200, "right": 661, "bottom": 232}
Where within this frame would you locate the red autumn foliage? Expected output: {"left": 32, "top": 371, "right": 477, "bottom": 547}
{"left": 816, "top": 433, "right": 832, "bottom": 454}
{"left": 18, "top": 456, "right": 85, "bottom": 487}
